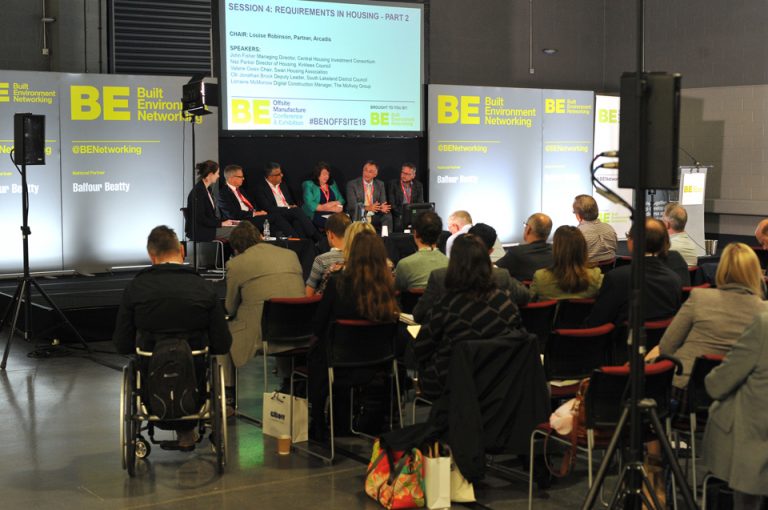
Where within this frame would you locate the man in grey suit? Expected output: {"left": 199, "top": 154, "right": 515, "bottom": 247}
{"left": 345, "top": 160, "right": 394, "bottom": 233}
{"left": 224, "top": 222, "right": 305, "bottom": 391}
{"left": 413, "top": 223, "right": 529, "bottom": 323}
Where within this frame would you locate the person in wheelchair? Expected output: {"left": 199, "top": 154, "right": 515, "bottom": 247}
{"left": 113, "top": 225, "right": 232, "bottom": 450}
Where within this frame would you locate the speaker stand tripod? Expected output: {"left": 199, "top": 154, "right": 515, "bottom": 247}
{"left": 1, "top": 156, "right": 91, "bottom": 370}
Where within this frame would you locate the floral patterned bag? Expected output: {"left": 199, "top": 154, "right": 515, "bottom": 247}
{"left": 365, "top": 438, "right": 426, "bottom": 509}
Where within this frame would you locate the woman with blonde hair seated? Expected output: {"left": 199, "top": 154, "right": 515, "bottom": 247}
{"left": 529, "top": 226, "right": 603, "bottom": 300}
{"left": 648, "top": 242, "right": 768, "bottom": 390}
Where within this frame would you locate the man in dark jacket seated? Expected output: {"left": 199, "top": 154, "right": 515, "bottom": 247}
{"left": 251, "top": 162, "right": 321, "bottom": 242}
{"left": 496, "top": 212, "right": 554, "bottom": 282}
{"left": 586, "top": 217, "right": 682, "bottom": 327}
{"left": 113, "top": 225, "right": 232, "bottom": 450}
{"left": 217, "top": 163, "right": 295, "bottom": 237}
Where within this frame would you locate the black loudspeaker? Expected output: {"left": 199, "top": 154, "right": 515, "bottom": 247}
{"left": 618, "top": 72, "right": 681, "bottom": 189}
{"left": 13, "top": 113, "right": 46, "bottom": 165}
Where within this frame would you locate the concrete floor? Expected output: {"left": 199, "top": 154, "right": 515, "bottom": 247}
{"left": 0, "top": 335, "right": 652, "bottom": 510}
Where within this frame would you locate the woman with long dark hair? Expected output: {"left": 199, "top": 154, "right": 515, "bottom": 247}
{"left": 185, "top": 160, "right": 237, "bottom": 241}
{"left": 301, "top": 161, "right": 345, "bottom": 228}
{"left": 414, "top": 234, "right": 525, "bottom": 398}
{"left": 309, "top": 230, "right": 399, "bottom": 437}
{"left": 529, "top": 225, "right": 602, "bottom": 300}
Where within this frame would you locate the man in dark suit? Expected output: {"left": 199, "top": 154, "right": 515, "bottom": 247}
{"left": 585, "top": 217, "right": 682, "bottom": 327}
{"left": 497, "top": 212, "right": 554, "bottom": 282}
{"left": 345, "top": 160, "right": 393, "bottom": 232}
{"left": 252, "top": 162, "right": 321, "bottom": 241}
{"left": 413, "top": 223, "right": 529, "bottom": 323}
{"left": 386, "top": 162, "right": 425, "bottom": 232}
{"left": 217, "top": 164, "right": 295, "bottom": 237}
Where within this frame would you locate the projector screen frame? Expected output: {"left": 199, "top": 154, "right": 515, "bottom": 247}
{"left": 213, "top": 0, "right": 427, "bottom": 138}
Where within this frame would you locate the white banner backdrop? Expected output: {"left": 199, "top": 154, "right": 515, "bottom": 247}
{"left": 593, "top": 95, "right": 632, "bottom": 240}
{"left": 428, "top": 85, "right": 595, "bottom": 243}
{"left": 0, "top": 71, "right": 218, "bottom": 273}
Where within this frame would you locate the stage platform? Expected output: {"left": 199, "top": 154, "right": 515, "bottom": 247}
{"left": 0, "top": 271, "right": 226, "bottom": 344}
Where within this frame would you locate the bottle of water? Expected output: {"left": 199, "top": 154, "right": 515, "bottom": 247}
{"left": 263, "top": 219, "right": 270, "bottom": 238}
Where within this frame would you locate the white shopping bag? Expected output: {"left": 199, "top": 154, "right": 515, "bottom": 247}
{"left": 425, "top": 443, "right": 451, "bottom": 509}
{"left": 262, "top": 392, "right": 308, "bottom": 443}
{"left": 450, "top": 456, "right": 475, "bottom": 503}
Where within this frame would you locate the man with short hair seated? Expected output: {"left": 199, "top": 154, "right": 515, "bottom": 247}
{"left": 218, "top": 163, "right": 295, "bottom": 238}
{"left": 394, "top": 210, "right": 448, "bottom": 291}
{"left": 305, "top": 212, "right": 352, "bottom": 296}
{"left": 586, "top": 217, "right": 682, "bottom": 327}
{"left": 445, "top": 210, "right": 507, "bottom": 262}
{"left": 113, "top": 225, "right": 232, "bottom": 450}
{"left": 224, "top": 221, "right": 305, "bottom": 393}
{"left": 497, "top": 212, "right": 554, "bottom": 281}
{"left": 662, "top": 203, "right": 699, "bottom": 266}
{"left": 573, "top": 194, "right": 618, "bottom": 265}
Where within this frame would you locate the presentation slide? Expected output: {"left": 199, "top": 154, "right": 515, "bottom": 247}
{"left": 428, "top": 85, "right": 595, "bottom": 243}
{"left": 218, "top": 0, "right": 423, "bottom": 133}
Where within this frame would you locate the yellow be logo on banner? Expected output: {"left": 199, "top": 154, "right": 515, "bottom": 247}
{"left": 231, "top": 99, "right": 270, "bottom": 124}
{"left": 598, "top": 109, "right": 618, "bottom": 123}
{"left": 71, "top": 86, "right": 131, "bottom": 121}
{"left": 437, "top": 95, "right": 480, "bottom": 125}
{"left": 545, "top": 99, "right": 565, "bottom": 114}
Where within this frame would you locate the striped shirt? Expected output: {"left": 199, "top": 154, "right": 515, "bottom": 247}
{"left": 578, "top": 220, "right": 618, "bottom": 264}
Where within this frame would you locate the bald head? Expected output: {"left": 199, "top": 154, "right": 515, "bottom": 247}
{"left": 524, "top": 213, "right": 552, "bottom": 242}
{"left": 447, "top": 210, "right": 472, "bottom": 234}
{"left": 756, "top": 219, "right": 768, "bottom": 250}
{"left": 645, "top": 217, "right": 669, "bottom": 255}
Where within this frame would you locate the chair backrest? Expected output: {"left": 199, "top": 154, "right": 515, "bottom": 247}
{"left": 400, "top": 288, "right": 425, "bottom": 314}
{"left": 442, "top": 335, "right": 550, "bottom": 480}
{"left": 586, "top": 359, "right": 676, "bottom": 429}
{"left": 326, "top": 320, "right": 398, "bottom": 368}
{"left": 643, "top": 317, "right": 675, "bottom": 351}
{"left": 682, "top": 282, "right": 711, "bottom": 302}
{"left": 261, "top": 295, "right": 322, "bottom": 346}
{"left": 685, "top": 354, "right": 724, "bottom": 415}
{"left": 614, "top": 256, "right": 632, "bottom": 269}
{"left": 554, "top": 298, "right": 596, "bottom": 329}
{"left": 596, "top": 258, "right": 616, "bottom": 274}
{"left": 545, "top": 323, "right": 615, "bottom": 380}
{"left": 520, "top": 299, "right": 558, "bottom": 354}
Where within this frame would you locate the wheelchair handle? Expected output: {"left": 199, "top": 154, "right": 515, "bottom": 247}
{"left": 135, "top": 346, "right": 209, "bottom": 357}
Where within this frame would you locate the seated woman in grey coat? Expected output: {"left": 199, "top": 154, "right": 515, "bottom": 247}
{"left": 704, "top": 310, "right": 768, "bottom": 510}
{"left": 647, "top": 242, "right": 767, "bottom": 390}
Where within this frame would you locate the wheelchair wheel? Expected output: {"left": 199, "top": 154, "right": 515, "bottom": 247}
{"left": 135, "top": 436, "right": 151, "bottom": 459}
{"left": 211, "top": 358, "right": 228, "bottom": 474}
{"left": 121, "top": 363, "right": 139, "bottom": 476}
